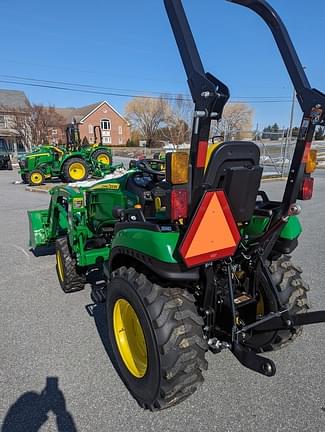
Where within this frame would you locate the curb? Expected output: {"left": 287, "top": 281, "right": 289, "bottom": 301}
{"left": 25, "top": 186, "right": 50, "bottom": 194}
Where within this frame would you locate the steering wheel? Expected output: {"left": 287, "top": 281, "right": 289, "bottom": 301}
{"left": 135, "top": 159, "right": 165, "bottom": 177}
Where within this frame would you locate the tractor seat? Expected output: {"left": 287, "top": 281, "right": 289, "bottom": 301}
{"left": 126, "top": 173, "right": 157, "bottom": 207}
{"left": 204, "top": 141, "right": 263, "bottom": 222}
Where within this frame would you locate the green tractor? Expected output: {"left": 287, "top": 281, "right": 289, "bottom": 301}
{"left": 28, "top": 0, "right": 325, "bottom": 411}
{"left": 19, "top": 122, "right": 113, "bottom": 186}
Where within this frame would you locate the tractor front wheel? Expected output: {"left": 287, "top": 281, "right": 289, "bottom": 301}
{"left": 55, "top": 237, "right": 86, "bottom": 293}
{"left": 28, "top": 170, "right": 45, "bottom": 186}
{"left": 62, "top": 158, "right": 89, "bottom": 182}
{"left": 106, "top": 267, "right": 208, "bottom": 411}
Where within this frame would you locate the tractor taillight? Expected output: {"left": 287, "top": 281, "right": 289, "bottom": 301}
{"left": 302, "top": 141, "right": 318, "bottom": 174}
{"left": 171, "top": 189, "right": 188, "bottom": 221}
{"left": 299, "top": 176, "right": 314, "bottom": 200}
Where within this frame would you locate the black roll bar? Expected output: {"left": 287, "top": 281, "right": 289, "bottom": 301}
{"left": 93, "top": 126, "right": 103, "bottom": 144}
{"left": 164, "top": 0, "right": 325, "bottom": 216}
{"left": 227, "top": 0, "right": 325, "bottom": 213}
{"left": 227, "top": 0, "right": 325, "bottom": 120}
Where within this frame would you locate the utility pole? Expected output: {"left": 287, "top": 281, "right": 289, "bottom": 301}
{"left": 282, "top": 87, "right": 297, "bottom": 176}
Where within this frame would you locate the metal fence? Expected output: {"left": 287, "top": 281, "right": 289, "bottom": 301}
{"left": 112, "top": 140, "right": 325, "bottom": 176}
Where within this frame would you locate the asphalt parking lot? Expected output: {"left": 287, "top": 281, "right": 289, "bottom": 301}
{"left": 0, "top": 169, "right": 325, "bottom": 432}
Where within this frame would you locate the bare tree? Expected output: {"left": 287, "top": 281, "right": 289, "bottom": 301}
{"left": 30, "top": 105, "right": 66, "bottom": 146}
{"left": 8, "top": 104, "right": 66, "bottom": 150}
{"left": 211, "top": 103, "right": 254, "bottom": 141}
{"left": 125, "top": 97, "right": 169, "bottom": 147}
{"left": 162, "top": 95, "right": 193, "bottom": 147}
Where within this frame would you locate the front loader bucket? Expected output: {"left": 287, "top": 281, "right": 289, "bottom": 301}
{"left": 28, "top": 209, "right": 50, "bottom": 249}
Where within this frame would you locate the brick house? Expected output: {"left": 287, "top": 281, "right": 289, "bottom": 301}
{"left": 55, "top": 101, "right": 130, "bottom": 146}
{"left": 0, "top": 89, "right": 31, "bottom": 153}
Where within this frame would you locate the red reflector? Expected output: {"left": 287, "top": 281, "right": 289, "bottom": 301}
{"left": 302, "top": 142, "right": 312, "bottom": 163}
{"left": 171, "top": 189, "right": 188, "bottom": 220}
{"left": 179, "top": 191, "right": 241, "bottom": 267}
{"left": 196, "top": 141, "right": 208, "bottom": 168}
{"left": 299, "top": 176, "right": 314, "bottom": 200}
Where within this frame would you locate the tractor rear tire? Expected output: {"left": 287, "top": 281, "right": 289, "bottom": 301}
{"left": 55, "top": 237, "right": 86, "bottom": 293}
{"left": 106, "top": 267, "right": 208, "bottom": 411}
{"left": 248, "top": 255, "right": 310, "bottom": 353}
{"left": 92, "top": 149, "right": 111, "bottom": 166}
{"left": 62, "top": 158, "right": 89, "bottom": 183}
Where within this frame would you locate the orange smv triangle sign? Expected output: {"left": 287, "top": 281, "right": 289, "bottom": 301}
{"left": 179, "top": 191, "right": 241, "bottom": 268}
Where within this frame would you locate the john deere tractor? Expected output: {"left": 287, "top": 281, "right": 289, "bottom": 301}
{"left": 28, "top": 0, "right": 325, "bottom": 411}
{"left": 19, "top": 122, "right": 113, "bottom": 186}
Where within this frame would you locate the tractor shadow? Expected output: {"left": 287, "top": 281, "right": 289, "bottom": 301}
{"left": 85, "top": 302, "right": 121, "bottom": 375}
{"left": 84, "top": 268, "right": 120, "bottom": 373}
{"left": 1, "top": 377, "right": 77, "bottom": 432}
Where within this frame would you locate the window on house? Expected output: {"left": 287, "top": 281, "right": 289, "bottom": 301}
{"left": 0, "top": 116, "right": 5, "bottom": 128}
{"left": 119, "top": 138, "right": 123, "bottom": 145}
{"left": 118, "top": 125, "right": 123, "bottom": 135}
{"left": 89, "top": 136, "right": 94, "bottom": 144}
{"left": 100, "top": 119, "right": 111, "bottom": 130}
{"left": 88, "top": 124, "right": 93, "bottom": 134}
{"left": 103, "top": 136, "right": 111, "bottom": 144}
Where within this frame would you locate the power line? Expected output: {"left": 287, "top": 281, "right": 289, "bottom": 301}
{"left": 0, "top": 74, "right": 187, "bottom": 98}
{"left": 0, "top": 73, "right": 292, "bottom": 100}
{"left": 0, "top": 76, "right": 292, "bottom": 104}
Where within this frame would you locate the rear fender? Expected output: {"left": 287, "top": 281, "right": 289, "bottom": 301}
{"left": 108, "top": 228, "right": 199, "bottom": 281}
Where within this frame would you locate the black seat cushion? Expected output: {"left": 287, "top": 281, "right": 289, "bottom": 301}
{"left": 204, "top": 141, "right": 263, "bottom": 222}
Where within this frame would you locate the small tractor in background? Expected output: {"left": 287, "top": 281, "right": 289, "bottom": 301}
{"left": 28, "top": 0, "right": 325, "bottom": 411}
{"left": 0, "top": 139, "right": 13, "bottom": 170}
{"left": 19, "top": 121, "right": 113, "bottom": 186}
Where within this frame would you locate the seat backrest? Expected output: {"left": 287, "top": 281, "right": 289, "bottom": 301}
{"left": 204, "top": 141, "right": 263, "bottom": 222}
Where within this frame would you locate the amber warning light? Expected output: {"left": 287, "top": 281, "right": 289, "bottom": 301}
{"left": 179, "top": 191, "right": 241, "bottom": 268}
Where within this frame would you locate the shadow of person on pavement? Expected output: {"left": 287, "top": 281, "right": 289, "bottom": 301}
{"left": 1, "top": 377, "right": 77, "bottom": 432}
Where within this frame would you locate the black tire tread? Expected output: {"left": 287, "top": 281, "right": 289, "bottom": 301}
{"left": 55, "top": 237, "right": 86, "bottom": 293}
{"left": 262, "top": 255, "right": 310, "bottom": 352}
{"left": 110, "top": 267, "right": 208, "bottom": 411}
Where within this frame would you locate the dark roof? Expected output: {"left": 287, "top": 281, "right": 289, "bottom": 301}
{"left": 55, "top": 103, "right": 100, "bottom": 123}
{"left": 0, "top": 89, "right": 31, "bottom": 111}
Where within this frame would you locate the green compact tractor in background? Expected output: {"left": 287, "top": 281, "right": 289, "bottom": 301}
{"left": 0, "top": 139, "right": 13, "bottom": 170}
{"left": 19, "top": 122, "right": 113, "bottom": 186}
{"left": 28, "top": 0, "right": 325, "bottom": 411}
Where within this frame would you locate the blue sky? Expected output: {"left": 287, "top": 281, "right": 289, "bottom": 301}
{"left": 1, "top": 0, "right": 324, "bottom": 129}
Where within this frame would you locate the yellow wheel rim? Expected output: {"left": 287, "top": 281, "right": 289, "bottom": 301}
{"left": 56, "top": 251, "right": 64, "bottom": 282}
{"left": 113, "top": 299, "right": 148, "bottom": 378}
{"left": 97, "top": 154, "right": 110, "bottom": 165}
{"left": 68, "top": 163, "right": 86, "bottom": 180}
{"left": 30, "top": 172, "right": 43, "bottom": 185}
